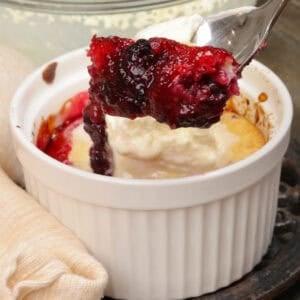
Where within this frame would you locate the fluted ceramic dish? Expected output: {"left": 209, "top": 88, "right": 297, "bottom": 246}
{"left": 10, "top": 48, "right": 292, "bottom": 300}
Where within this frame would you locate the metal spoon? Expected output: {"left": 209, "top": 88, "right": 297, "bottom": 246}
{"left": 192, "top": 0, "right": 289, "bottom": 70}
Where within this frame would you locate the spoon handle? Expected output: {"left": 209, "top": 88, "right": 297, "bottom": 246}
{"left": 237, "top": 0, "right": 290, "bottom": 70}
{"left": 260, "top": 0, "right": 289, "bottom": 29}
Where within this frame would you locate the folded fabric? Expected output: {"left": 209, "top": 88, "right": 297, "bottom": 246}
{"left": 0, "top": 167, "right": 108, "bottom": 300}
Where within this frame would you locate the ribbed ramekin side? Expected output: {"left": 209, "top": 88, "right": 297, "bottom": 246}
{"left": 23, "top": 163, "right": 281, "bottom": 300}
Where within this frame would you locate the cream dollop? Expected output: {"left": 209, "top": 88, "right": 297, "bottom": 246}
{"left": 68, "top": 114, "right": 244, "bottom": 178}
{"left": 106, "top": 116, "right": 238, "bottom": 178}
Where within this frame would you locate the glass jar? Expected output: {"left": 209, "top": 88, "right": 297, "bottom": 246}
{"left": 0, "top": 0, "right": 256, "bottom": 66}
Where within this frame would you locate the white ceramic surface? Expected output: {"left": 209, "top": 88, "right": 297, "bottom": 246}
{"left": 10, "top": 48, "right": 292, "bottom": 300}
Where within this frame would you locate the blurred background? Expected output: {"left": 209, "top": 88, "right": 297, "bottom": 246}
{"left": 0, "top": 0, "right": 257, "bottom": 65}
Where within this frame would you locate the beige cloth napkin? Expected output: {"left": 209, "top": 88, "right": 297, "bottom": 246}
{"left": 0, "top": 45, "right": 33, "bottom": 186}
{"left": 0, "top": 167, "right": 108, "bottom": 300}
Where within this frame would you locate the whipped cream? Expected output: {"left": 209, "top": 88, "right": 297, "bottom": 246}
{"left": 68, "top": 107, "right": 266, "bottom": 179}
{"left": 107, "top": 115, "right": 238, "bottom": 178}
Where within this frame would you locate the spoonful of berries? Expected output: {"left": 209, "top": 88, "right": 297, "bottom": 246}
{"left": 192, "top": 0, "right": 289, "bottom": 70}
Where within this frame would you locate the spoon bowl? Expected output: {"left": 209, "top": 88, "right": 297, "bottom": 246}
{"left": 193, "top": 0, "right": 289, "bottom": 69}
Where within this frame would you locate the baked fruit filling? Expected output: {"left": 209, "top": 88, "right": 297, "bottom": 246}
{"left": 84, "top": 36, "right": 240, "bottom": 175}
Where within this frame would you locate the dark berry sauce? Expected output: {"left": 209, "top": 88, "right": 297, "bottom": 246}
{"left": 83, "top": 103, "right": 114, "bottom": 176}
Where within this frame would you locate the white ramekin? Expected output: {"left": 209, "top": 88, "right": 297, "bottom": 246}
{"left": 10, "top": 48, "right": 293, "bottom": 300}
